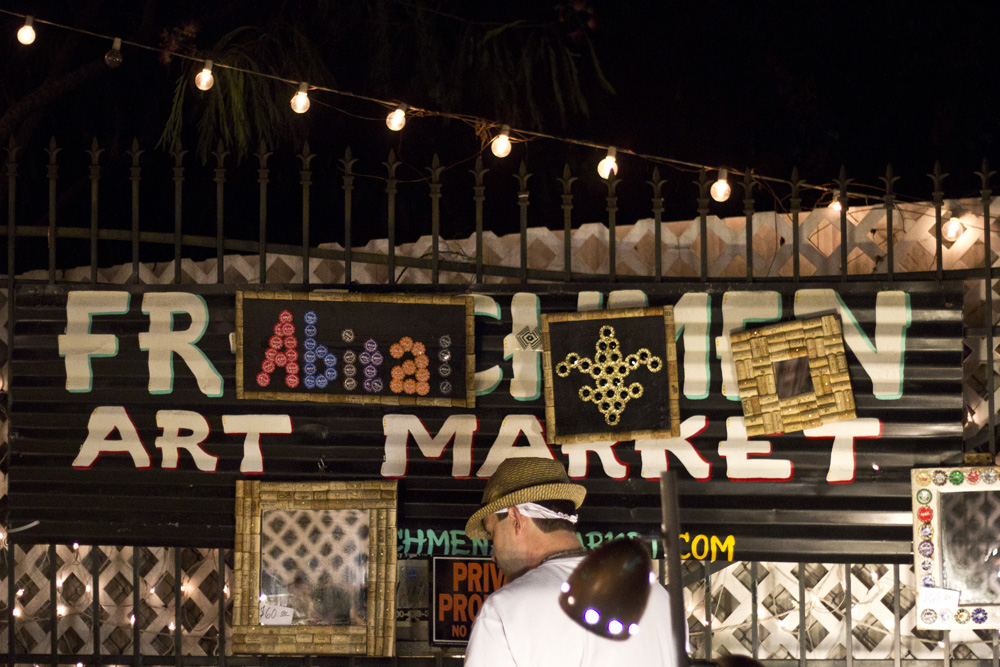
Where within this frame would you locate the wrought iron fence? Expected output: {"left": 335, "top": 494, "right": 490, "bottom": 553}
{"left": 1, "top": 135, "right": 999, "bottom": 667}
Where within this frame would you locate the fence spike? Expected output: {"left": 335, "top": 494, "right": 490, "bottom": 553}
{"left": 298, "top": 141, "right": 315, "bottom": 170}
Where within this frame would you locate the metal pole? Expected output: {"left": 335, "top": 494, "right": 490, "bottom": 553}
{"left": 660, "top": 472, "right": 688, "bottom": 667}
{"left": 299, "top": 142, "right": 314, "bottom": 286}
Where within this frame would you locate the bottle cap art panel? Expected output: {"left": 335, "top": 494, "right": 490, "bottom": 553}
{"left": 911, "top": 466, "right": 1000, "bottom": 630}
{"left": 730, "top": 314, "right": 855, "bottom": 436}
{"left": 236, "top": 292, "right": 475, "bottom": 408}
{"left": 541, "top": 306, "right": 679, "bottom": 445}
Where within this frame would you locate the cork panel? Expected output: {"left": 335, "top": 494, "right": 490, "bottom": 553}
{"left": 731, "top": 314, "right": 856, "bottom": 436}
{"left": 232, "top": 480, "right": 398, "bottom": 656}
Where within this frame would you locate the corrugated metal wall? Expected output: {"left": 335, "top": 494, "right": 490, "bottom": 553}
{"left": 9, "top": 280, "right": 964, "bottom": 562}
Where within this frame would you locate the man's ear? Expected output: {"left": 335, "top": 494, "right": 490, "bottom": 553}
{"left": 508, "top": 505, "right": 525, "bottom": 534}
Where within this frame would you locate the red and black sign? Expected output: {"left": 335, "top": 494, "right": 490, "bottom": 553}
{"left": 432, "top": 557, "right": 506, "bottom": 644}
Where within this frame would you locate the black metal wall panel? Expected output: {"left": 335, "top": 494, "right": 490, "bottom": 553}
{"left": 8, "top": 281, "right": 963, "bottom": 562}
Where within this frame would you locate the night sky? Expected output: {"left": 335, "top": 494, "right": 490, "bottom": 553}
{"left": 2, "top": 1, "right": 999, "bottom": 258}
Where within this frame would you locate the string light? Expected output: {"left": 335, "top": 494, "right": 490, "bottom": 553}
{"left": 195, "top": 60, "right": 214, "bottom": 91}
{"left": 597, "top": 146, "right": 618, "bottom": 179}
{"left": 56, "top": 604, "right": 67, "bottom": 616}
{"left": 829, "top": 200, "right": 843, "bottom": 212}
{"left": 0, "top": 8, "right": 867, "bottom": 206}
{"left": 710, "top": 168, "right": 731, "bottom": 202}
{"left": 17, "top": 16, "right": 34, "bottom": 45}
{"left": 104, "top": 37, "right": 122, "bottom": 68}
{"left": 11, "top": 607, "right": 20, "bottom": 618}
{"left": 943, "top": 216, "right": 965, "bottom": 242}
{"left": 290, "top": 82, "right": 310, "bottom": 114}
{"left": 385, "top": 104, "right": 407, "bottom": 131}
{"left": 491, "top": 125, "right": 512, "bottom": 158}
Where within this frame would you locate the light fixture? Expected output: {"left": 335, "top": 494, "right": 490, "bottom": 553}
{"left": 943, "top": 216, "right": 965, "bottom": 242}
{"left": 558, "top": 538, "right": 653, "bottom": 640}
{"left": 290, "top": 83, "right": 310, "bottom": 114}
{"left": 491, "top": 125, "right": 512, "bottom": 158}
{"left": 17, "top": 16, "right": 35, "bottom": 45}
{"left": 56, "top": 604, "right": 67, "bottom": 616}
{"left": 597, "top": 146, "right": 618, "bottom": 179}
{"left": 710, "top": 168, "right": 731, "bottom": 202}
{"left": 386, "top": 104, "right": 407, "bottom": 131}
{"left": 11, "top": 607, "right": 20, "bottom": 618}
{"left": 829, "top": 200, "right": 843, "bottom": 212}
{"left": 195, "top": 60, "right": 214, "bottom": 91}
{"left": 104, "top": 37, "right": 123, "bottom": 68}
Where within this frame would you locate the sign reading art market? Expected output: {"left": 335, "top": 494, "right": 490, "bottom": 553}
{"left": 7, "top": 283, "right": 964, "bottom": 560}
{"left": 432, "top": 557, "right": 505, "bottom": 644}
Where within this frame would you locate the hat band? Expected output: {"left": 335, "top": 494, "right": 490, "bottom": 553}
{"left": 496, "top": 502, "right": 578, "bottom": 524}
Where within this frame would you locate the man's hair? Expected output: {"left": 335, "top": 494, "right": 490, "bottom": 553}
{"left": 529, "top": 498, "right": 578, "bottom": 534}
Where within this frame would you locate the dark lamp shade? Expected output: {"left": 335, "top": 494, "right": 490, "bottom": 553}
{"left": 558, "top": 538, "right": 654, "bottom": 640}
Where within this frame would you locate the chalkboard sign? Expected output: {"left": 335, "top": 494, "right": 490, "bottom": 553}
{"left": 911, "top": 466, "right": 1000, "bottom": 630}
{"left": 541, "top": 307, "right": 679, "bottom": 444}
{"left": 236, "top": 292, "right": 474, "bottom": 407}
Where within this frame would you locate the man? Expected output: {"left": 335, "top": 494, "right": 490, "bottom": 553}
{"left": 463, "top": 456, "right": 680, "bottom": 667}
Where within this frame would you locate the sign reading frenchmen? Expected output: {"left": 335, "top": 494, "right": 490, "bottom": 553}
{"left": 541, "top": 307, "right": 680, "bottom": 444}
{"left": 236, "top": 291, "right": 475, "bottom": 407}
{"left": 731, "top": 314, "right": 855, "bottom": 436}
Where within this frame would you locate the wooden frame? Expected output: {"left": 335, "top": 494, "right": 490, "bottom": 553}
{"left": 236, "top": 291, "right": 475, "bottom": 408}
{"left": 541, "top": 306, "right": 680, "bottom": 445}
{"left": 731, "top": 314, "right": 855, "bottom": 436}
{"left": 232, "top": 480, "right": 398, "bottom": 656}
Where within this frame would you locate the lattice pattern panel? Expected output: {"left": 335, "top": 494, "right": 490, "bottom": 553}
{"left": 5, "top": 546, "right": 229, "bottom": 658}
{"left": 260, "top": 509, "right": 369, "bottom": 593}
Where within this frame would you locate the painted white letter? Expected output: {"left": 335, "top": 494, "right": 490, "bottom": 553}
{"left": 560, "top": 441, "right": 629, "bottom": 479}
{"left": 674, "top": 293, "right": 712, "bottom": 399}
{"left": 72, "top": 406, "right": 150, "bottom": 469}
{"left": 636, "top": 415, "right": 712, "bottom": 480}
{"left": 223, "top": 414, "right": 293, "bottom": 474}
{"left": 794, "top": 289, "right": 911, "bottom": 399}
{"left": 155, "top": 410, "right": 218, "bottom": 472}
{"left": 805, "top": 418, "right": 882, "bottom": 484}
{"left": 472, "top": 295, "right": 504, "bottom": 396}
{"left": 139, "top": 292, "right": 223, "bottom": 397}
{"left": 503, "top": 293, "right": 543, "bottom": 400}
{"left": 718, "top": 417, "right": 792, "bottom": 481}
{"left": 718, "top": 291, "right": 781, "bottom": 400}
{"left": 381, "top": 414, "right": 479, "bottom": 478}
{"left": 476, "top": 416, "right": 553, "bottom": 477}
{"left": 58, "top": 291, "right": 130, "bottom": 392}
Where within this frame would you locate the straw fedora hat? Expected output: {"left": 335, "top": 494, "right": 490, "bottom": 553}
{"left": 465, "top": 457, "right": 586, "bottom": 539}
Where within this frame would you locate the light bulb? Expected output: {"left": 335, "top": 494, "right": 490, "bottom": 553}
{"left": 710, "top": 168, "right": 731, "bottom": 202}
{"left": 597, "top": 146, "right": 618, "bottom": 179}
{"left": 17, "top": 16, "right": 35, "bottom": 45}
{"left": 72, "top": 542, "right": 79, "bottom": 550}
{"left": 943, "top": 216, "right": 965, "bottom": 242}
{"left": 195, "top": 60, "right": 214, "bottom": 91}
{"left": 104, "top": 38, "right": 123, "bottom": 68}
{"left": 12, "top": 607, "right": 20, "bottom": 618}
{"left": 168, "top": 621, "right": 175, "bottom": 631}
{"left": 491, "top": 125, "right": 512, "bottom": 158}
{"left": 830, "top": 200, "right": 843, "bottom": 212}
{"left": 290, "top": 83, "right": 310, "bottom": 114}
{"left": 386, "top": 105, "right": 407, "bottom": 131}
{"left": 56, "top": 605, "right": 67, "bottom": 616}
{"left": 129, "top": 614, "right": 136, "bottom": 626}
